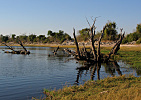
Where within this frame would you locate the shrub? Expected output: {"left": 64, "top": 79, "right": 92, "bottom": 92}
{"left": 136, "top": 38, "right": 141, "bottom": 44}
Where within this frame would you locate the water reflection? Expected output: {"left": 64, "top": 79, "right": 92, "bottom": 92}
{"left": 75, "top": 61, "right": 122, "bottom": 84}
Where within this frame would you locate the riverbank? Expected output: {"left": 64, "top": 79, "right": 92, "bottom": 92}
{"left": 0, "top": 43, "right": 141, "bottom": 48}
{"left": 33, "top": 75, "right": 141, "bottom": 100}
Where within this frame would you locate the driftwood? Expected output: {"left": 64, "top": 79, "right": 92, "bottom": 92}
{"left": 64, "top": 48, "right": 76, "bottom": 57}
{"left": 2, "top": 40, "right": 30, "bottom": 55}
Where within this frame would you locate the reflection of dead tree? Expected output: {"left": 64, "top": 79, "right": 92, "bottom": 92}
{"left": 65, "top": 17, "right": 124, "bottom": 63}
{"left": 75, "top": 61, "right": 122, "bottom": 83}
{"left": 104, "top": 61, "right": 122, "bottom": 76}
{"left": 113, "top": 61, "right": 122, "bottom": 76}
{"left": 91, "top": 63, "right": 101, "bottom": 80}
{"left": 75, "top": 65, "right": 90, "bottom": 84}
{"left": 90, "top": 64, "right": 97, "bottom": 80}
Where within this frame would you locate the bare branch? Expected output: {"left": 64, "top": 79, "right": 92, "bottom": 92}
{"left": 85, "top": 17, "right": 91, "bottom": 27}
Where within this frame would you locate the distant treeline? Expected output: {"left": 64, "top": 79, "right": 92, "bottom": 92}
{"left": 0, "top": 30, "right": 72, "bottom": 44}
{"left": 0, "top": 22, "right": 141, "bottom": 44}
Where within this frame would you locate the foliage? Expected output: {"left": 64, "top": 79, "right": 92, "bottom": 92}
{"left": 19, "top": 35, "right": 28, "bottom": 43}
{"left": 1, "top": 35, "right": 9, "bottom": 42}
{"left": 47, "top": 30, "right": 72, "bottom": 43}
{"left": 37, "top": 35, "right": 46, "bottom": 43}
{"left": 29, "top": 34, "right": 37, "bottom": 43}
{"left": 103, "top": 21, "right": 118, "bottom": 40}
{"left": 122, "top": 24, "right": 141, "bottom": 44}
{"left": 34, "top": 75, "right": 141, "bottom": 100}
{"left": 12, "top": 34, "right": 16, "bottom": 40}
{"left": 136, "top": 38, "right": 141, "bottom": 44}
{"left": 77, "top": 28, "right": 90, "bottom": 41}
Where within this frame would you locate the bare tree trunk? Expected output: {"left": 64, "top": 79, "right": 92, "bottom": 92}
{"left": 73, "top": 28, "right": 81, "bottom": 59}
{"left": 97, "top": 33, "right": 103, "bottom": 62}
{"left": 18, "top": 39, "right": 27, "bottom": 52}
{"left": 97, "top": 26, "right": 106, "bottom": 62}
{"left": 18, "top": 39, "right": 30, "bottom": 54}
{"left": 86, "top": 17, "right": 98, "bottom": 62}
{"left": 106, "top": 31, "right": 125, "bottom": 61}
{"left": 91, "top": 29, "right": 97, "bottom": 61}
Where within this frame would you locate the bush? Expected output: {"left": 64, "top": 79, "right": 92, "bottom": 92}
{"left": 136, "top": 38, "right": 141, "bottom": 44}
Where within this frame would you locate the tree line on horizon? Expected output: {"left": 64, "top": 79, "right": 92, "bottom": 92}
{"left": 0, "top": 21, "right": 141, "bottom": 44}
{"left": 0, "top": 30, "right": 72, "bottom": 44}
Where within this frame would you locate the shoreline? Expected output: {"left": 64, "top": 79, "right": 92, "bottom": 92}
{"left": 0, "top": 43, "right": 141, "bottom": 48}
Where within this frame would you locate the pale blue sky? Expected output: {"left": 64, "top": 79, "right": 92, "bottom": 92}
{"left": 0, "top": 0, "right": 141, "bottom": 37}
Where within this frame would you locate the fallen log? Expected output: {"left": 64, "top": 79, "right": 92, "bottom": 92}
{"left": 2, "top": 41, "right": 30, "bottom": 55}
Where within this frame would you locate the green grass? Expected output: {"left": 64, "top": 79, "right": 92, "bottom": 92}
{"left": 33, "top": 75, "right": 141, "bottom": 100}
{"left": 114, "top": 47, "right": 141, "bottom": 70}
{"left": 99, "top": 46, "right": 141, "bottom": 70}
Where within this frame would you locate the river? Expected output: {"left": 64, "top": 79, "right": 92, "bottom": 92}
{"left": 0, "top": 46, "right": 140, "bottom": 100}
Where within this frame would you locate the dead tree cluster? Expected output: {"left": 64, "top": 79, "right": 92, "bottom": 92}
{"left": 2, "top": 39, "right": 30, "bottom": 55}
{"left": 64, "top": 18, "right": 125, "bottom": 64}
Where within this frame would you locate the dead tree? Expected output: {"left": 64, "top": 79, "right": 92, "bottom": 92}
{"left": 73, "top": 28, "right": 81, "bottom": 59}
{"left": 2, "top": 43, "right": 21, "bottom": 54}
{"left": 53, "top": 46, "right": 59, "bottom": 55}
{"left": 86, "top": 17, "right": 97, "bottom": 61}
{"left": 2, "top": 43, "right": 15, "bottom": 52}
{"left": 18, "top": 39, "right": 30, "bottom": 54}
{"left": 64, "top": 18, "right": 124, "bottom": 64}
{"left": 105, "top": 29, "right": 125, "bottom": 62}
{"left": 2, "top": 39, "right": 30, "bottom": 55}
{"left": 97, "top": 26, "right": 106, "bottom": 62}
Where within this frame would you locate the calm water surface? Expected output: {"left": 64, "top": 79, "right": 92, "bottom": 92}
{"left": 0, "top": 46, "right": 140, "bottom": 100}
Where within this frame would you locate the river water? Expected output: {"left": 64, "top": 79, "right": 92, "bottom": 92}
{"left": 0, "top": 46, "right": 140, "bottom": 100}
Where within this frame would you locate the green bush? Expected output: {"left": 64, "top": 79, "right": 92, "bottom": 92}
{"left": 136, "top": 38, "right": 141, "bottom": 44}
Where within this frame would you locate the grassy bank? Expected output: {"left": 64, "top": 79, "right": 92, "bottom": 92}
{"left": 33, "top": 75, "right": 141, "bottom": 100}
{"left": 115, "top": 46, "right": 141, "bottom": 70}
{"left": 100, "top": 46, "right": 141, "bottom": 70}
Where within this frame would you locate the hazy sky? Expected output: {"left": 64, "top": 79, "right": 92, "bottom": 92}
{"left": 0, "top": 0, "right": 141, "bottom": 37}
